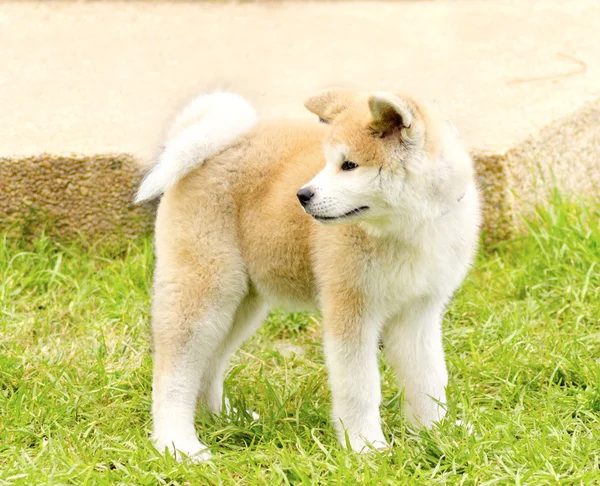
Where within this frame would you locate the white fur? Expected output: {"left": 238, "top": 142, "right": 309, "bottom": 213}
{"left": 383, "top": 305, "right": 448, "bottom": 428}
{"left": 323, "top": 315, "right": 388, "bottom": 452}
{"left": 135, "top": 92, "right": 258, "bottom": 203}
{"left": 298, "top": 121, "right": 479, "bottom": 448}
{"left": 152, "top": 293, "right": 267, "bottom": 462}
{"left": 148, "top": 93, "right": 480, "bottom": 461}
{"left": 301, "top": 143, "right": 386, "bottom": 222}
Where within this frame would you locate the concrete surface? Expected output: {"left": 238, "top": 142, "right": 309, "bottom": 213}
{"left": 1, "top": 1, "right": 599, "bottom": 243}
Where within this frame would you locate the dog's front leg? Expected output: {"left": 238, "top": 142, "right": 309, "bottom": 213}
{"left": 382, "top": 302, "right": 448, "bottom": 429}
{"left": 322, "top": 304, "right": 387, "bottom": 453}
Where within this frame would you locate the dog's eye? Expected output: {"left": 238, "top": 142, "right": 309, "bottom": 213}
{"left": 341, "top": 160, "right": 359, "bottom": 171}
{"left": 319, "top": 117, "right": 329, "bottom": 124}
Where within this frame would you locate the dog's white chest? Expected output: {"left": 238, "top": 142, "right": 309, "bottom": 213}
{"left": 366, "top": 243, "right": 455, "bottom": 312}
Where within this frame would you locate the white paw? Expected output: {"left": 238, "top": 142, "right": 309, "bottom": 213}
{"left": 404, "top": 400, "right": 447, "bottom": 430}
{"left": 224, "top": 398, "right": 260, "bottom": 421}
{"left": 357, "top": 439, "right": 390, "bottom": 454}
{"left": 154, "top": 436, "right": 212, "bottom": 463}
{"left": 455, "top": 419, "right": 474, "bottom": 435}
{"left": 344, "top": 433, "right": 389, "bottom": 454}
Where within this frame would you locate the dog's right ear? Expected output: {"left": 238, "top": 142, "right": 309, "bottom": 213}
{"left": 304, "top": 88, "right": 356, "bottom": 123}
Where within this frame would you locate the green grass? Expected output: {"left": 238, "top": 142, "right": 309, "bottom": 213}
{"left": 1, "top": 197, "right": 599, "bottom": 485}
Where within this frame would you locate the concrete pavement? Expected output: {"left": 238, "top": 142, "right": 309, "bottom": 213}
{"left": 1, "top": 1, "right": 599, "bottom": 242}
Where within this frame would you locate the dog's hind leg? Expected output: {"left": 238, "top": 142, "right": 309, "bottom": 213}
{"left": 150, "top": 215, "right": 249, "bottom": 462}
{"left": 151, "top": 273, "right": 248, "bottom": 461}
{"left": 382, "top": 302, "right": 448, "bottom": 429}
{"left": 198, "top": 290, "right": 269, "bottom": 415}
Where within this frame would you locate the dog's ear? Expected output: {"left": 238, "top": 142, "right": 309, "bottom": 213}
{"left": 368, "top": 93, "right": 418, "bottom": 139}
{"left": 304, "top": 88, "right": 356, "bottom": 123}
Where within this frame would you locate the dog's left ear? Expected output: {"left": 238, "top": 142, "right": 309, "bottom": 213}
{"left": 368, "top": 94, "right": 419, "bottom": 139}
{"left": 304, "top": 88, "right": 356, "bottom": 123}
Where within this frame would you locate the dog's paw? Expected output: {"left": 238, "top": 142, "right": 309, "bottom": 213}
{"left": 357, "top": 439, "right": 390, "bottom": 455}
{"left": 345, "top": 434, "right": 389, "bottom": 454}
{"left": 454, "top": 419, "right": 474, "bottom": 435}
{"left": 403, "top": 400, "right": 447, "bottom": 431}
{"left": 224, "top": 398, "right": 260, "bottom": 421}
{"left": 154, "top": 436, "right": 212, "bottom": 463}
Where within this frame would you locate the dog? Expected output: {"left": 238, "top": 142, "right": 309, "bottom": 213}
{"left": 136, "top": 88, "right": 481, "bottom": 461}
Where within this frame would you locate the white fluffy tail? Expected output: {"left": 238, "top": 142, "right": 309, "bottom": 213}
{"left": 135, "top": 92, "right": 258, "bottom": 203}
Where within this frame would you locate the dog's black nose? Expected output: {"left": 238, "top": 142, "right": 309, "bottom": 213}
{"left": 296, "top": 187, "right": 315, "bottom": 207}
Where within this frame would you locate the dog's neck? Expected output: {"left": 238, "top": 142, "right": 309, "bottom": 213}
{"left": 359, "top": 188, "right": 470, "bottom": 243}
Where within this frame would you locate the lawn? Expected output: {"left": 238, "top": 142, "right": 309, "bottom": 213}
{"left": 1, "top": 197, "right": 599, "bottom": 485}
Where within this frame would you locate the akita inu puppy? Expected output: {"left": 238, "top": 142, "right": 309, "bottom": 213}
{"left": 136, "top": 89, "right": 480, "bottom": 461}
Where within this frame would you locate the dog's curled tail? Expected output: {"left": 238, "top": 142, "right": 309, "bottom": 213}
{"left": 135, "top": 92, "right": 258, "bottom": 203}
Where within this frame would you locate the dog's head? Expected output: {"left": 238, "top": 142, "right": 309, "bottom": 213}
{"left": 297, "top": 88, "right": 459, "bottom": 232}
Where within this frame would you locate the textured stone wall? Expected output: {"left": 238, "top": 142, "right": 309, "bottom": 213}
{"left": 1, "top": 97, "right": 599, "bottom": 247}
{"left": 0, "top": 154, "right": 156, "bottom": 245}
{"left": 474, "top": 97, "right": 600, "bottom": 243}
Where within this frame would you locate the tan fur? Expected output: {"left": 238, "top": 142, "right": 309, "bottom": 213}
{"left": 304, "top": 88, "right": 358, "bottom": 122}
{"left": 153, "top": 113, "right": 411, "bottom": 336}
{"left": 148, "top": 89, "right": 480, "bottom": 459}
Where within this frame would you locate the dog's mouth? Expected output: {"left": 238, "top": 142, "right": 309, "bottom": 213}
{"left": 311, "top": 206, "right": 370, "bottom": 222}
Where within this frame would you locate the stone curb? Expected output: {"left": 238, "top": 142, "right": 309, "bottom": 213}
{"left": 2, "top": 96, "right": 599, "bottom": 246}
{"left": 474, "top": 96, "right": 600, "bottom": 243}
{"left": 0, "top": 153, "right": 155, "bottom": 245}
